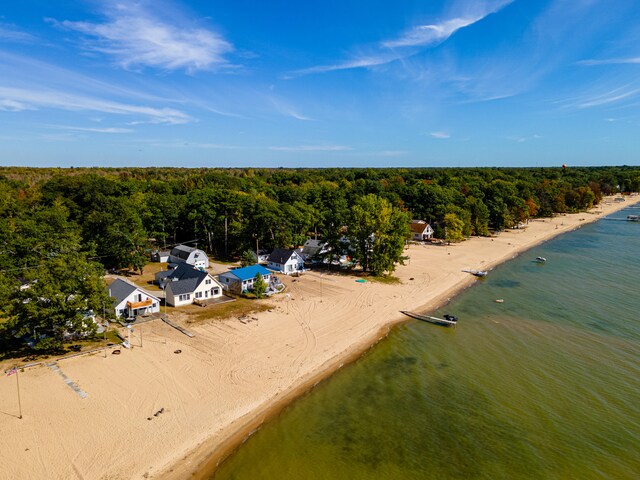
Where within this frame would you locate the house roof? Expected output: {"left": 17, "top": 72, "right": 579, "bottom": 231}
{"left": 223, "top": 264, "right": 271, "bottom": 282}
{"left": 301, "top": 239, "right": 326, "bottom": 257}
{"left": 410, "top": 220, "right": 432, "bottom": 234}
{"left": 168, "top": 277, "right": 201, "bottom": 296}
{"left": 170, "top": 245, "right": 197, "bottom": 260}
{"left": 269, "top": 248, "right": 298, "bottom": 265}
{"left": 108, "top": 279, "right": 159, "bottom": 305}
{"left": 166, "top": 264, "right": 211, "bottom": 295}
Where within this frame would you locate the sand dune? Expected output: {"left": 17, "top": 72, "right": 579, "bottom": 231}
{"left": 0, "top": 198, "right": 633, "bottom": 480}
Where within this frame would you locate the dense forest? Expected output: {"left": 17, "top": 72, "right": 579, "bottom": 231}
{"left": 1, "top": 165, "right": 639, "bottom": 349}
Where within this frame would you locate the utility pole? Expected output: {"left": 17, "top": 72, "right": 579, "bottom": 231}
{"left": 224, "top": 211, "right": 228, "bottom": 256}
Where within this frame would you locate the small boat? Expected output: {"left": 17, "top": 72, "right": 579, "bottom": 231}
{"left": 401, "top": 311, "right": 458, "bottom": 327}
{"left": 495, "top": 299, "right": 504, "bottom": 303}
{"left": 462, "top": 269, "right": 488, "bottom": 277}
{"left": 534, "top": 257, "right": 546, "bottom": 263}
{"left": 627, "top": 215, "right": 639, "bottom": 222}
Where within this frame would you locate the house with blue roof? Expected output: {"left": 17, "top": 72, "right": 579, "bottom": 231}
{"left": 218, "top": 264, "right": 273, "bottom": 294}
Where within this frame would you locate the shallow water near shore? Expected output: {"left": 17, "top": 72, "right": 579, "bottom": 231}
{"left": 210, "top": 211, "right": 640, "bottom": 480}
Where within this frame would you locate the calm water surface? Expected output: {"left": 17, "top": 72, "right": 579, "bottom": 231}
{"left": 212, "top": 209, "right": 640, "bottom": 480}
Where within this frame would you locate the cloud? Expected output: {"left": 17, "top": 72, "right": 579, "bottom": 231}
{"left": 52, "top": 125, "right": 134, "bottom": 134}
{"left": 0, "top": 86, "right": 192, "bottom": 124}
{"left": 578, "top": 57, "right": 640, "bottom": 66}
{"left": 270, "top": 97, "right": 314, "bottom": 120}
{"left": 51, "top": 2, "right": 233, "bottom": 72}
{"left": 292, "top": 0, "right": 513, "bottom": 76}
{"left": 0, "top": 98, "right": 34, "bottom": 111}
{"left": 430, "top": 131, "right": 451, "bottom": 139}
{"left": 0, "top": 24, "right": 38, "bottom": 43}
{"left": 558, "top": 84, "right": 640, "bottom": 109}
{"left": 383, "top": 1, "right": 514, "bottom": 48}
{"left": 268, "top": 145, "right": 352, "bottom": 152}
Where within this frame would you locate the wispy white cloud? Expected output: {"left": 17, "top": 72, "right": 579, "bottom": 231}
{"left": 507, "top": 134, "right": 541, "bottom": 143}
{"left": 430, "top": 131, "right": 451, "bottom": 139}
{"left": 557, "top": 84, "right": 640, "bottom": 109}
{"left": 151, "top": 141, "right": 245, "bottom": 149}
{"left": 51, "top": 125, "right": 134, "bottom": 134}
{"left": 0, "top": 24, "right": 38, "bottom": 43}
{"left": 270, "top": 97, "right": 314, "bottom": 121}
{"left": 0, "top": 86, "right": 192, "bottom": 124}
{"left": 292, "top": 0, "right": 513, "bottom": 76}
{"left": 51, "top": 2, "right": 233, "bottom": 72}
{"left": 578, "top": 57, "right": 640, "bottom": 66}
{"left": 268, "top": 145, "right": 352, "bottom": 152}
{"left": 383, "top": 1, "right": 513, "bottom": 48}
{"left": 0, "top": 98, "right": 34, "bottom": 111}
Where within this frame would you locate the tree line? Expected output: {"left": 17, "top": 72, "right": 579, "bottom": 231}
{"left": 0, "top": 165, "right": 638, "bottom": 349}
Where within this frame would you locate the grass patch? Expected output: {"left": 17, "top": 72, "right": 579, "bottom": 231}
{"left": 183, "top": 298, "right": 273, "bottom": 324}
{"left": 367, "top": 275, "right": 402, "bottom": 285}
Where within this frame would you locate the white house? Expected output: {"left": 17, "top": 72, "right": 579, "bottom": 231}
{"left": 109, "top": 279, "right": 161, "bottom": 319}
{"left": 410, "top": 220, "right": 434, "bottom": 241}
{"left": 162, "top": 264, "right": 224, "bottom": 307}
{"left": 168, "top": 245, "right": 209, "bottom": 269}
{"left": 267, "top": 248, "right": 305, "bottom": 274}
{"left": 218, "top": 265, "right": 272, "bottom": 294}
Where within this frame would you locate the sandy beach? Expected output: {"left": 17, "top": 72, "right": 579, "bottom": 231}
{"left": 0, "top": 198, "right": 634, "bottom": 480}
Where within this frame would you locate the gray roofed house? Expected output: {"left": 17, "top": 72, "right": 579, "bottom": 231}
{"left": 300, "top": 239, "right": 328, "bottom": 262}
{"left": 163, "top": 264, "right": 224, "bottom": 307}
{"left": 267, "top": 248, "right": 305, "bottom": 275}
{"left": 168, "top": 245, "right": 209, "bottom": 269}
{"left": 108, "top": 278, "right": 161, "bottom": 319}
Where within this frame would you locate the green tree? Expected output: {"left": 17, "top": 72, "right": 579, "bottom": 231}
{"left": 444, "top": 213, "right": 465, "bottom": 244}
{"left": 348, "top": 194, "right": 410, "bottom": 276}
{"left": 240, "top": 250, "right": 256, "bottom": 267}
{"left": 8, "top": 252, "right": 110, "bottom": 350}
{"left": 252, "top": 273, "right": 267, "bottom": 299}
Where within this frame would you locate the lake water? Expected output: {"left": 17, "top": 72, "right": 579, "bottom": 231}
{"left": 211, "top": 208, "right": 640, "bottom": 480}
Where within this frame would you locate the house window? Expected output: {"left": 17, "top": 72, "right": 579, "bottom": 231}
{"left": 137, "top": 293, "right": 142, "bottom": 302}
{"left": 204, "top": 291, "right": 209, "bottom": 298}
{"left": 213, "top": 288, "right": 219, "bottom": 295}
{"left": 195, "top": 292, "right": 203, "bottom": 299}
{"left": 179, "top": 294, "right": 191, "bottom": 301}
{"left": 206, "top": 279, "right": 211, "bottom": 285}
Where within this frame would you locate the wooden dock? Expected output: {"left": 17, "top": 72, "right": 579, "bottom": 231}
{"left": 162, "top": 316, "right": 195, "bottom": 338}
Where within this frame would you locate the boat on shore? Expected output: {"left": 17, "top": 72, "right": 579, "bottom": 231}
{"left": 400, "top": 311, "right": 458, "bottom": 327}
{"left": 463, "top": 269, "right": 488, "bottom": 277}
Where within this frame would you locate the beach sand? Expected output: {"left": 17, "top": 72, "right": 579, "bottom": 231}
{"left": 0, "top": 198, "right": 634, "bottom": 480}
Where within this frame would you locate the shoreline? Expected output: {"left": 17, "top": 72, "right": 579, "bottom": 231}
{"left": 0, "top": 197, "right": 635, "bottom": 480}
{"left": 166, "top": 199, "right": 635, "bottom": 480}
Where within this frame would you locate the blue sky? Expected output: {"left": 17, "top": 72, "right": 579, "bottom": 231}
{"left": 1, "top": 0, "right": 639, "bottom": 168}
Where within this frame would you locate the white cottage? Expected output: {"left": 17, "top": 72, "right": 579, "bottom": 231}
{"left": 267, "top": 248, "right": 305, "bottom": 274}
{"left": 168, "top": 245, "right": 209, "bottom": 269}
{"left": 163, "top": 264, "right": 224, "bottom": 307}
{"left": 410, "top": 220, "right": 434, "bottom": 241}
{"left": 109, "top": 279, "right": 161, "bottom": 319}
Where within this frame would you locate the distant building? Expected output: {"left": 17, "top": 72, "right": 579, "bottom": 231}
{"left": 150, "top": 250, "right": 170, "bottom": 262}
{"left": 267, "top": 248, "right": 305, "bottom": 274}
{"left": 109, "top": 279, "right": 161, "bottom": 319}
{"left": 299, "top": 239, "right": 328, "bottom": 263}
{"left": 168, "top": 245, "right": 209, "bottom": 269}
{"left": 218, "top": 265, "right": 273, "bottom": 294}
{"left": 410, "top": 220, "right": 434, "bottom": 241}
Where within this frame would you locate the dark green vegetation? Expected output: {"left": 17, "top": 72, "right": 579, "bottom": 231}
{"left": 1, "top": 165, "right": 638, "bottom": 349}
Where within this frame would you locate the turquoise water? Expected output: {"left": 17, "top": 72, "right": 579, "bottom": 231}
{"left": 211, "top": 209, "right": 640, "bottom": 480}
